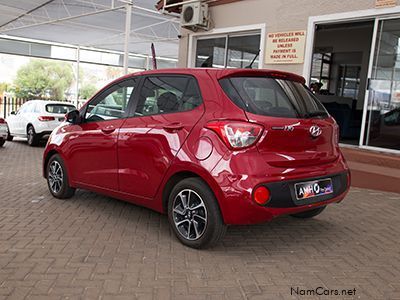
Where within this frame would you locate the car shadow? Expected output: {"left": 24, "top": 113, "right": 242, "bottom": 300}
{"left": 58, "top": 188, "right": 344, "bottom": 254}
{"left": 10, "top": 138, "right": 47, "bottom": 148}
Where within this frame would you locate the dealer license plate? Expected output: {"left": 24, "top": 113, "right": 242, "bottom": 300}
{"left": 295, "top": 178, "right": 333, "bottom": 200}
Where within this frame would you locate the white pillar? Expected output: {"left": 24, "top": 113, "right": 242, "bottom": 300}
{"left": 123, "top": 2, "right": 132, "bottom": 74}
{"left": 75, "top": 46, "right": 80, "bottom": 108}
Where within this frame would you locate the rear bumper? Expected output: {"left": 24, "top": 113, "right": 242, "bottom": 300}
{"left": 211, "top": 148, "right": 350, "bottom": 225}
{"left": 262, "top": 172, "right": 348, "bottom": 208}
{"left": 0, "top": 124, "right": 7, "bottom": 139}
{"left": 37, "top": 131, "right": 52, "bottom": 138}
{"left": 222, "top": 172, "right": 349, "bottom": 225}
{"left": 35, "top": 121, "right": 62, "bottom": 135}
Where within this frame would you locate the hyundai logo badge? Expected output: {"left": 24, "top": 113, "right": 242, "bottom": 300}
{"left": 309, "top": 125, "right": 322, "bottom": 138}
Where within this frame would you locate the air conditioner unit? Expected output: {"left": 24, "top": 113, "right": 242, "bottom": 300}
{"left": 181, "top": 1, "right": 209, "bottom": 30}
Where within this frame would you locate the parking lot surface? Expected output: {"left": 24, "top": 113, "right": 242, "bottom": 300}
{"left": 0, "top": 140, "right": 400, "bottom": 299}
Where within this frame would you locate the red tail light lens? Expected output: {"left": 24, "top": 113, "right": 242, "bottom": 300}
{"left": 205, "top": 120, "right": 264, "bottom": 150}
{"left": 253, "top": 186, "right": 271, "bottom": 205}
{"left": 0, "top": 118, "right": 6, "bottom": 124}
{"left": 333, "top": 124, "right": 339, "bottom": 145}
{"left": 38, "top": 116, "right": 55, "bottom": 122}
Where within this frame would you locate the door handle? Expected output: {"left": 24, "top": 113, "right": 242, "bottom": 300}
{"left": 101, "top": 125, "right": 116, "bottom": 134}
{"left": 163, "top": 123, "right": 184, "bottom": 132}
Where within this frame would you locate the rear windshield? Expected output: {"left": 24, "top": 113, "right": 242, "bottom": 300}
{"left": 45, "top": 104, "right": 75, "bottom": 114}
{"left": 219, "top": 77, "right": 327, "bottom": 119}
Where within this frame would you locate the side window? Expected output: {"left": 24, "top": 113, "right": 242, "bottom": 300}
{"left": 34, "top": 103, "right": 42, "bottom": 113}
{"left": 134, "top": 76, "right": 202, "bottom": 117}
{"left": 85, "top": 79, "right": 136, "bottom": 123}
{"left": 18, "top": 102, "right": 31, "bottom": 114}
{"left": 28, "top": 102, "right": 37, "bottom": 113}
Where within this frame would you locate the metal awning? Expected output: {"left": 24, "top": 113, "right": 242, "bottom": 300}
{"left": 0, "top": 0, "right": 180, "bottom": 61}
{"left": 156, "top": 0, "right": 242, "bottom": 13}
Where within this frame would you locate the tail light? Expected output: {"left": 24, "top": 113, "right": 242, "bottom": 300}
{"left": 0, "top": 118, "right": 6, "bottom": 124}
{"left": 334, "top": 125, "right": 339, "bottom": 145}
{"left": 38, "top": 116, "right": 55, "bottom": 122}
{"left": 205, "top": 120, "right": 264, "bottom": 150}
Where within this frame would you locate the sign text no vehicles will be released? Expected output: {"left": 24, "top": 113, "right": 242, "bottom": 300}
{"left": 265, "top": 30, "right": 307, "bottom": 64}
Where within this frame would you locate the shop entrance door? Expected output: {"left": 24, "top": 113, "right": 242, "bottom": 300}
{"left": 310, "top": 21, "right": 374, "bottom": 146}
{"left": 362, "top": 18, "right": 400, "bottom": 151}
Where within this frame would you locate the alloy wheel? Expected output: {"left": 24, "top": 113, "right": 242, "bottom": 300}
{"left": 172, "top": 189, "right": 208, "bottom": 241}
{"left": 48, "top": 161, "right": 64, "bottom": 194}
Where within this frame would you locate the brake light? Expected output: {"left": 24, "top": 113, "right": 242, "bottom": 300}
{"left": 38, "top": 116, "right": 55, "bottom": 122}
{"left": 205, "top": 120, "right": 264, "bottom": 150}
{"left": 0, "top": 118, "right": 6, "bottom": 124}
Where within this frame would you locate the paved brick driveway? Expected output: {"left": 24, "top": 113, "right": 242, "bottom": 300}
{"left": 0, "top": 140, "right": 400, "bottom": 300}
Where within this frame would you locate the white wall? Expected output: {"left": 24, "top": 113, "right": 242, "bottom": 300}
{"left": 178, "top": 0, "right": 377, "bottom": 74}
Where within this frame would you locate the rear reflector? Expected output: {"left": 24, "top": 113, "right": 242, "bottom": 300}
{"left": 253, "top": 186, "right": 270, "bottom": 205}
{"left": 38, "top": 116, "right": 55, "bottom": 122}
{"left": 205, "top": 120, "right": 263, "bottom": 150}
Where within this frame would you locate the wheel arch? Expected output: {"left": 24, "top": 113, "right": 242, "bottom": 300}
{"left": 43, "top": 149, "right": 59, "bottom": 178}
{"left": 43, "top": 148, "right": 71, "bottom": 181}
{"left": 26, "top": 123, "right": 34, "bottom": 133}
{"left": 160, "top": 167, "right": 225, "bottom": 217}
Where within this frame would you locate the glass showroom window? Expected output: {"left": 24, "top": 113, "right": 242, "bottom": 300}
{"left": 310, "top": 52, "right": 331, "bottom": 90}
{"left": 195, "top": 33, "right": 261, "bottom": 68}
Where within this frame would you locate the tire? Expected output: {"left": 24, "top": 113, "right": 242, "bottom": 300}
{"left": 0, "top": 138, "right": 5, "bottom": 147}
{"left": 291, "top": 206, "right": 326, "bottom": 219}
{"left": 27, "top": 125, "right": 39, "bottom": 146}
{"left": 46, "top": 154, "right": 75, "bottom": 199}
{"left": 168, "top": 177, "right": 227, "bottom": 249}
{"left": 6, "top": 128, "right": 13, "bottom": 141}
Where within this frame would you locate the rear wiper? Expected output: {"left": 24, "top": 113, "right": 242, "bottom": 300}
{"left": 304, "top": 111, "right": 328, "bottom": 118}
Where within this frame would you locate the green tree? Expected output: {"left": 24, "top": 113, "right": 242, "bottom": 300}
{"left": 14, "top": 60, "right": 73, "bottom": 100}
{"left": 0, "top": 82, "right": 10, "bottom": 94}
{"left": 80, "top": 84, "right": 97, "bottom": 100}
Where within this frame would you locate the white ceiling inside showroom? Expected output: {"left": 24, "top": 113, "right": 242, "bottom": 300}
{"left": 0, "top": 0, "right": 180, "bottom": 59}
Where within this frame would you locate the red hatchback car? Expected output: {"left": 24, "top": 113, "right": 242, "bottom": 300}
{"left": 43, "top": 68, "right": 350, "bottom": 248}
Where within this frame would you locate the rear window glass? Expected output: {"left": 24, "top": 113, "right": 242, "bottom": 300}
{"left": 219, "top": 77, "right": 327, "bottom": 119}
{"left": 46, "top": 104, "right": 75, "bottom": 114}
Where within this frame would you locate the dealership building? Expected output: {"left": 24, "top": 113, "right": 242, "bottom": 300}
{"left": 157, "top": 0, "right": 400, "bottom": 191}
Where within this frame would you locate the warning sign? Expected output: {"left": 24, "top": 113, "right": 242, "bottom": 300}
{"left": 265, "top": 30, "right": 306, "bottom": 64}
{"left": 375, "top": 0, "right": 397, "bottom": 8}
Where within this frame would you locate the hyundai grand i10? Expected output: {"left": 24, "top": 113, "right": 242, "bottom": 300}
{"left": 43, "top": 68, "right": 350, "bottom": 248}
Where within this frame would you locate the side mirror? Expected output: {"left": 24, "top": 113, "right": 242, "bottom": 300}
{"left": 65, "top": 110, "right": 80, "bottom": 124}
{"left": 10, "top": 111, "right": 16, "bottom": 115}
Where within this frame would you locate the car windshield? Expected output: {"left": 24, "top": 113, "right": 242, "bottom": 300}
{"left": 219, "top": 77, "right": 328, "bottom": 119}
{"left": 46, "top": 104, "right": 76, "bottom": 114}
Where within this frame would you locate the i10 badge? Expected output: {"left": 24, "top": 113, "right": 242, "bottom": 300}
{"left": 295, "top": 178, "right": 334, "bottom": 200}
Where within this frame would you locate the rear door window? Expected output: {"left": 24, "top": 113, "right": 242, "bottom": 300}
{"left": 18, "top": 102, "right": 33, "bottom": 114}
{"left": 220, "top": 77, "right": 327, "bottom": 119}
{"left": 46, "top": 104, "right": 75, "bottom": 114}
{"left": 134, "top": 76, "right": 202, "bottom": 117}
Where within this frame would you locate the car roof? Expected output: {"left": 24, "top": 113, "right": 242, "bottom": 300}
{"left": 116, "top": 68, "right": 306, "bottom": 84}
{"left": 27, "top": 100, "right": 76, "bottom": 106}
